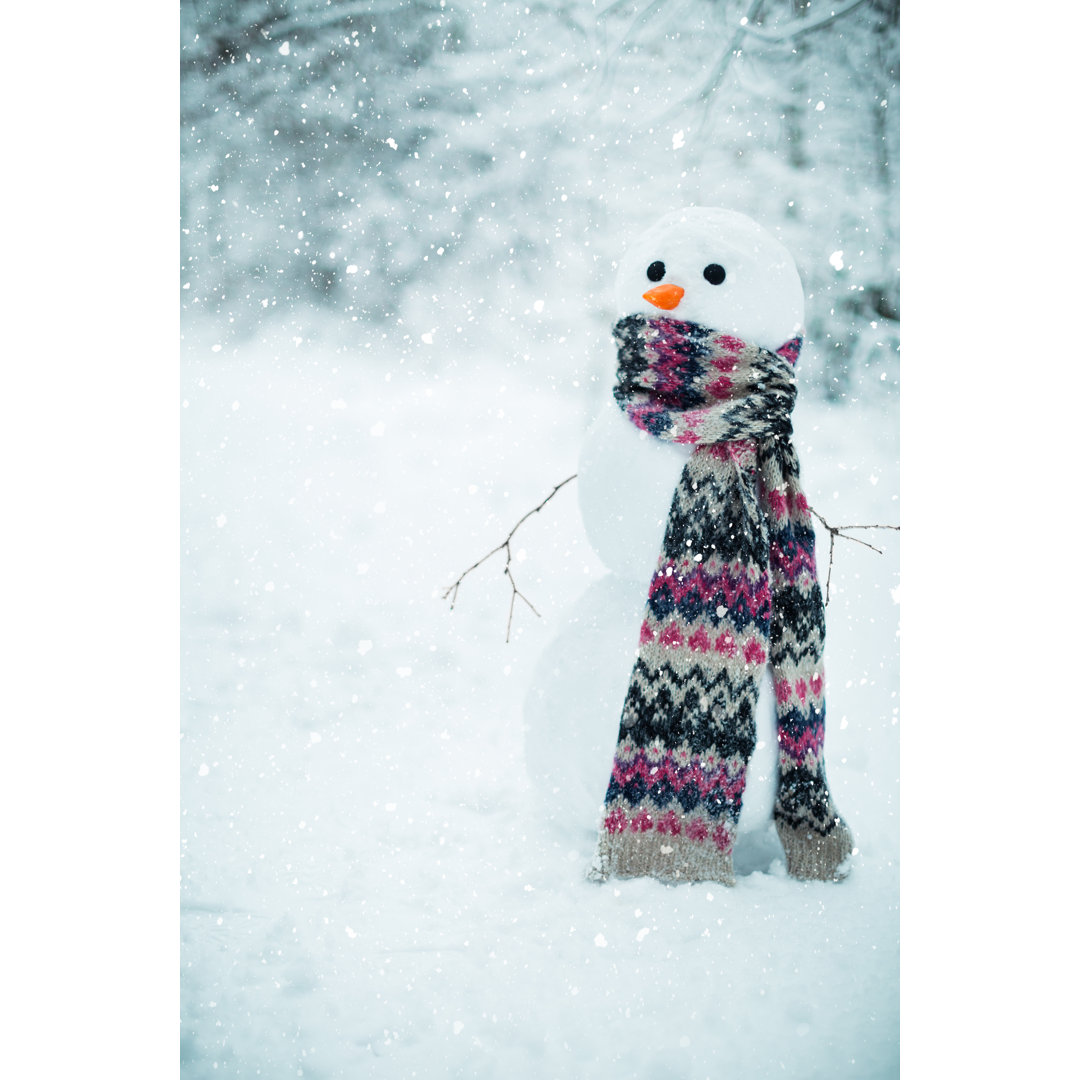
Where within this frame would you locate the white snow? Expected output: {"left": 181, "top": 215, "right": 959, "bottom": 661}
{"left": 181, "top": 314, "right": 899, "bottom": 1078}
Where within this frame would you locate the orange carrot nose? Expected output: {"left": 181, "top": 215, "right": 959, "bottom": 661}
{"left": 642, "top": 283, "right": 685, "bottom": 310}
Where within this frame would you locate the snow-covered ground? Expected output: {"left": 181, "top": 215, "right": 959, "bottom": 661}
{"left": 181, "top": 320, "right": 899, "bottom": 1078}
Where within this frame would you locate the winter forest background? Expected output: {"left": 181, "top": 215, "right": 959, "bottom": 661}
{"left": 181, "top": 2, "right": 901, "bottom": 1078}
{"left": 181, "top": 0, "right": 898, "bottom": 396}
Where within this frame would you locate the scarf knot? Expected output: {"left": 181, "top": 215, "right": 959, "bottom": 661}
{"left": 612, "top": 314, "right": 800, "bottom": 449}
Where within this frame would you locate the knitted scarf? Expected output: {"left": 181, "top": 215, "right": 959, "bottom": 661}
{"left": 588, "top": 315, "right": 853, "bottom": 886}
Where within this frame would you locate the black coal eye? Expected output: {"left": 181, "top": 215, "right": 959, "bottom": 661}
{"left": 646, "top": 261, "right": 665, "bottom": 282}
{"left": 703, "top": 263, "right": 726, "bottom": 285}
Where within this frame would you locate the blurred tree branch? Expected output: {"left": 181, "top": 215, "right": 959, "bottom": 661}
{"left": 744, "top": 0, "right": 870, "bottom": 43}
{"left": 602, "top": 0, "right": 877, "bottom": 124}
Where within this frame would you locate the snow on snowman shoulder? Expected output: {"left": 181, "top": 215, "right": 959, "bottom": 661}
{"left": 575, "top": 207, "right": 854, "bottom": 887}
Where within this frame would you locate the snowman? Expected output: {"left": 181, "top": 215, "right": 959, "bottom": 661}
{"left": 524, "top": 207, "right": 853, "bottom": 886}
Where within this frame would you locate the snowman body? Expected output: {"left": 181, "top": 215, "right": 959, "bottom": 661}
{"left": 525, "top": 208, "right": 807, "bottom": 852}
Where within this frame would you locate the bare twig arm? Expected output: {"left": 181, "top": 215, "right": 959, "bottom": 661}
{"left": 444, "top": 479, "right": 894, "bottom": 631}
{"left": 503, "top": 474, "right": 579, "bottom": 548}
{"left": 810, "top": 509, "right": 900, "bottom": 605}
{"left": 442, "top": 540, "right": 514, "bottom": 608}
{"left": 832, "top": 524, "right": 901, "bottom": 534}
{"left": 443, "top": 474, "right": 578, "bottom": 640}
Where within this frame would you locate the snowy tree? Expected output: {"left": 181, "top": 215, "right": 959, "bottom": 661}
{"left": 181, "top": 0, "right": 898, "bottom": 398}
{"left": 181, "top": 0, "right": 600, "bottom": 352}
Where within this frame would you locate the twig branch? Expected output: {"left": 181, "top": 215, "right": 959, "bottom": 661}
{"left": 741, "top": 0, "right": 870, "bottom": 43}
{"left": 596, "top": 0, "right": 673, "bottom": 99}
{"left": 443, "top": 475, "right": 578, "bottom": 643}
{"left": 652, "top": 0, "right": 868, "bottom": 127}
{"left": 696, "top": 0, "right": 768, "bottom": 127}
{"left": 444, "top": 476, "right": 894, "bottom": 633}
{"left": 810, "top": 508, "right": 900, "bottom": 605}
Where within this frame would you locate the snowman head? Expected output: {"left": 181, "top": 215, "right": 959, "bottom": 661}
{"left": 613, "top": 207, "right": 804, "bottom": 351}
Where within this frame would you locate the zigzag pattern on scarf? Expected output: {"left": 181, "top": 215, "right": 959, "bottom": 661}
{"left": 618, "top": 658, "right": 760, "bottom": 756}
{"left": 604, "top": 743, "right": 751, "bottom": 819}
{"left": 777, "top": 721, "right": 826, "bottom": 763}
{"left": 768, "top": 619, "right": 825, "bottom": 670}
{"left": 768, "top": 522, "right": 819, "bottom": 584}
{"left": 661, "top": 460, "right": 769, "bottom": 568}
{"left": 776, "top": 765, "right": 843, "bottom": 834}
{"left": 643, "top": 563, "right": 772, "bottom": 639}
